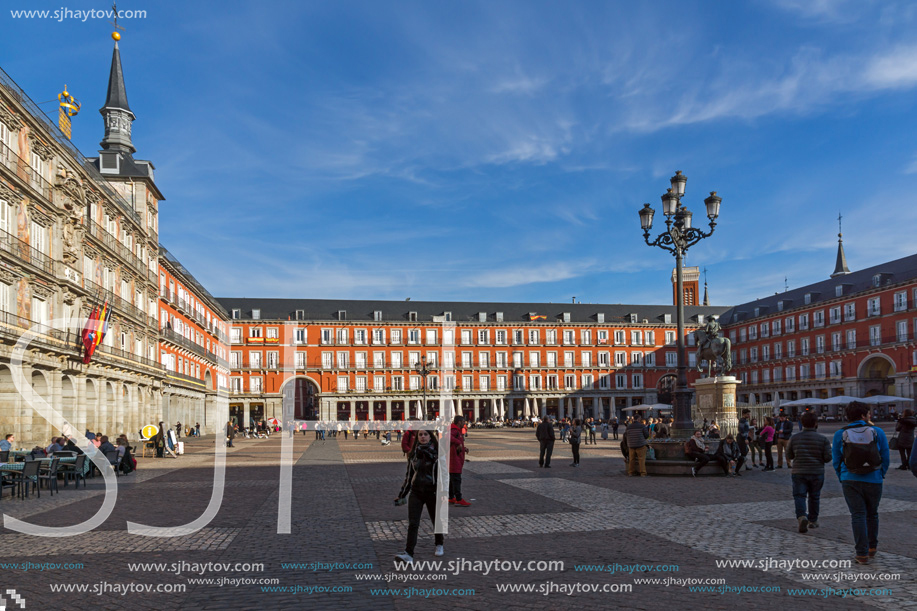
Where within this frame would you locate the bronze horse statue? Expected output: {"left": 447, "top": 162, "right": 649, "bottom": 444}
{"left": 694, "top": 328, "right": 732, "bottom": 377}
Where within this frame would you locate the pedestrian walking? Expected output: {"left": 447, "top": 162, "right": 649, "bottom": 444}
{"left": 749, "top": 418, "right": 762, "bottom": 467}
{"left": 833, "top": 402, "right": 890, "bottom": 564}
{"left": 685, "top": 430, "right": 712, "bottom": 477}
{"left": 893, "top": 409, "right": 915, "bottom": 470}
{"left": 776, "top": 413, "right": 794, "bottom": 468}
{"left": 601, "top": 421, "right": 609, "bottom": 441}
{"left": 175, "top": 421, "right": 182, "bottom": 439}
{"left": 569, "top": 418, "right": 583, "bottom": 467}
{"left": 394, "top": 429, "right": 444, "bottom": 563}
{"left": 536, "top": 416, "right": 555, "bottom": 468}
{"left": 448, "top": 416, "right": 470, "bottom": 506}
{"left": 760, "top": 417, "right": 777, "bottom": 471}
{"left": 787, "top": 411, "right": 832, "bottom": 533}
{"left": 625, "top": 416, "right": 649, "bottom": 476}
{"left": 611, "top": 417, "right": 619, "bottom": 440}
{"left": 588, "top": 419, "right": 596, "bottom": 445}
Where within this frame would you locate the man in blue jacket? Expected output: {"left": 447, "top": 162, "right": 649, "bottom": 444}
{"left": 832, "top": 402, "right": 890, "bottom": 565}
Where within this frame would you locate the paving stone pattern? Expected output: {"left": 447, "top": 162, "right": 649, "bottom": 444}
{"left": 0, "top": 429, "right": 914, "bottom": 610}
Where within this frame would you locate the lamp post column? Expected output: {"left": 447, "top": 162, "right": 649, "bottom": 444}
{"left": 673, "top": 247, "right": 693, "bottom": 436}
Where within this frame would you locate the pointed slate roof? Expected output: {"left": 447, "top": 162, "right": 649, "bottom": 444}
{"left": 831, "top": 232, "right": 851, "bottom": 278}
{"left": 101, "top": 42, "right": 132, "bottom": 114}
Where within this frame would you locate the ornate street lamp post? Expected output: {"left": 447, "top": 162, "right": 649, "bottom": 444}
{"left": 639, "top": 171, "right": 722, "bottom": 436}
{"left": 416, "top": 355, "right": 433, "bottom": 419}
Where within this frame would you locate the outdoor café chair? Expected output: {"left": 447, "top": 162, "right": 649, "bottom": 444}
{"left": 38, "top": 457, "right": 60, "bottom": 496}
{"left": 9, "top": 460, "right": 41, "bottom": 499}
{"left": 0, "top": 450, "right": 8, "bottom": 462}
{"left": 60, "top": 455, "right": 87, "bottom": 489}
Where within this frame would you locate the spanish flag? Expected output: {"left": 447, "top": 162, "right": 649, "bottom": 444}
{"left": 530, "top": 314, "right": 547, "bottom": 321}
{"left": 81, "top": 299, "right": 112, "bottom": 364}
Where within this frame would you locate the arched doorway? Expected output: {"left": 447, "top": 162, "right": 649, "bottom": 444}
{"left": 858, "top": 355, "right": 894, "bottom": 397}
{"left": 657, "top": 374, "right": 677, "bottom": 406}
{"left": 284, "top": 378, "right": 318, "bottom": 420}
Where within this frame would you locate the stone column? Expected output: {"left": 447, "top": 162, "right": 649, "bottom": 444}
{"left": 692, "top": 376, "right": 742, "bottom": 437}
{"left": 559, "top": 397, "right": 565, "bottom": 420}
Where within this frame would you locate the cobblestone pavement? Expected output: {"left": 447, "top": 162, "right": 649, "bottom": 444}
{"left": 1, "top": 429, "right": 914, "bottom": 610}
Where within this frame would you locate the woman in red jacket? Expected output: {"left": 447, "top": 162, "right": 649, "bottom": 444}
{"left": 449, "top": 416, "right": 470, "bottom": 506}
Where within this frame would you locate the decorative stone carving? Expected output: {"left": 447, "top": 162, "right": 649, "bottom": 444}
{"left": 27, "top": 134, "right": 53, "bottom": 162}
{"left": 30, "top": 282, "right": 53, "bottom": 301}
{"left": 0, "top": 103, "right": 19, "bottom": 130}
{"left": 0, "top": 180, "right": 20, "bottom": 204}
{"left": 27, "top": 203, "right": 54, "bottom": 228}
{"left": 61, "top": 288, "right": 76, "bottom": 305}
{"left": 0, "top": 265, "right": 23, "bottom": 284}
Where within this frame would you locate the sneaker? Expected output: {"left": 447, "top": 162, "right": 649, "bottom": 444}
{"left": 798, "top": 516, "right": 809, "bottom": 534}
{"left": 448, "top": 498, "right": 456, "bottom": 504}
{"left": 855, "top": 555, "right": 869, "bottom": 565}
{"left": 691, "top": 467, "right": 696, "bottom": 478}
{"left": 434, "top": 545, "right": 444, "bottom": 557}
{"left": 868, "top": 547, "right": 877, "bottom": 558}
{"left": 544, "top": 465, "right": 551, "bottom": 468}
{"left": 455, "top": 499, "right": 471, "bottom": 507}
{"left": 395, "top": 552, "right": 413, "bottom": 564}
{"left": 808, "top": 521, "right": 819, "bottom": 529}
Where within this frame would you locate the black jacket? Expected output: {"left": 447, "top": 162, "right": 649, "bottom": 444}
{"left": 536, "top": 420, "right": 555, "bottom": 442}
{"left": 776, "top": 419, "right": 794, "bottom": 440}
{"left": 896, "top": 416, "right": 916, "bottom": 446}
{"left": 786, "top": 428, "right": 832, "bottom": 475}
{"left": 397, "top": 442, "right": 439, "bottom": 499}
{"left": 715, "top": 440, "right": 741, "bottom": 461}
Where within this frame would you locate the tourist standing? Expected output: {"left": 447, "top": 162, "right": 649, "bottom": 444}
{"left": 748, "top": 418, "right": 762, "bottom": 467}
{"left": 588, "top": 419, "right": 597, "bottom": 445}
{"left": 154, "top": 422, "right": 165, "bottom": 458}
{"left": 601, "top": 420, "right": 609, "bottom": 441}
{"left": 225, "top": 420, "right": 236, "bottom": 448}
{"left": 737, "top": 409, "right": 751, "bottom": 470}
{"left": 569, "top": 418, "right": 583, "bottom": 467}
{"left": 394, "top": 429, "right": 444, "bottom": 563}
{"left": 175, "top": 422, "right": 182, "bottom": 439}
{"left": 894, "top": 409, "right": 915, "bottom": 470}
{"left": 536, "top": 416, "right": 555, "bottom": 468}
{"left": 759, "top": 417, "right": 776, "bottom": 471}
{"left": 776, "top": 413, "right": 794, "bottom": 468}
{"left": 611, "top": 418, "right": 619, "bottom": 440}
{"left": 832, "top": 402, "right": 890, "bottom": 564}
{"left": 449, "top": 416, "right": 470, "bottom": 506}
{"left": 625, "top": 416, "right": 649, "bottom": 476}
{"left": 786, "top": 411, "right": 832, "bottom": 533}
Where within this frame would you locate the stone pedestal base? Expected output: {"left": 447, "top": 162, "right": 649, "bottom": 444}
{"left": 693, "top": 376, "right": 741, "bottom": 437}
{"left": 638, "top": 439, "right": 726, "bottom": 476}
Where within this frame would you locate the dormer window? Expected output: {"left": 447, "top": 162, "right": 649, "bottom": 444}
{"left": 478, "top": 312, "right": 486, "bottom": 322}
{"left": 444, "top": 311, "right": 452, "bottom": 322}
{"left": 373, "top": 310, "right": 382, "bottom": 322}
{"left": 597, "top": 313, "right": 605, "bottom": 323}
{"left": 337, "top": 310, "right": 347, "bottom": 321}
{"left": 408, "top": 311, "right": 417, "bottom": 322}
{"left": 252, "top": 309, "right": 261, "bottom": 320}
{"left": 629, "top": 313, "right": 637, "bottom": 323}
{"left": 496, "top": 312, "right": 504, "bottom": 322}
{"left": 563, "top": 312, "right": 571, "bottom": 323}
{"left": 231, "top": 309, "right": 241, "bottom": 319}
{"left": 804, "top": 294, "right": 812, "bottom": 305}
{"left": 296, "top": 309, "right": 305, "bottom": 320}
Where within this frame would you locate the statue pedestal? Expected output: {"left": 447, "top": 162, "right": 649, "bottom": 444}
{"left": 693, "top": 376, "right": 741, "bottom": 437}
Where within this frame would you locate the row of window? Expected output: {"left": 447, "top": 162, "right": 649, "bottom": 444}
{"left": 740, "top": 360, "right": 844, "bottom": 385}
{"left": 231, "top": 326, "right": 681, "bottom": 348}
{"left": 734, "top": 320, "right": 916, "bottom": 365}
{"left": 230, "top": 372, "right": 647, "bottom": 393}
{"left": 230, "top": 349, "right": 688, "bottom": 370}
{"left": 737, "top": 290, "right": 917, "bottom": 343}
{"left": 159, "top": 272, "right": 225, "bottom": 336}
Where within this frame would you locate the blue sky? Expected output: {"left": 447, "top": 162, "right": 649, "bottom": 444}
{"left": 3, "top": 0, "right": 917, "bottom": 307}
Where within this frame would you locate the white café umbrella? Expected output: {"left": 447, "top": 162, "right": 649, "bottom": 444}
{"left": 821, "top": 395, "right": 861, "bottom": 406}
{"left": 577, "top": 396, "right": 584, "bottom": 419}
{"left": 524, "top": 397, "right": 531, "bottom": 418}
{"left": 863, "top": 395, "right": 914, "bottom": 405}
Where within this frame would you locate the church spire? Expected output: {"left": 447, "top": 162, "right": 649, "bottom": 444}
{"left": 99, "top": 28, "right": 136, "bottom": 155}
{"left": 831, "top": 212, "right": 851, "bottom": 278}
{"left": 703, "top": 267, "right": 710, "bottom": 306}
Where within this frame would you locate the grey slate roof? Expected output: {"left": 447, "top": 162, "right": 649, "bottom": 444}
{"left": 215, "top": 297, "right": 729, "bottom": 325}
{"left": 101, "top": 42, "right": 132, "bottom": 114}
{"left": 718, "top": 252, "right": 917, "bottom": 325}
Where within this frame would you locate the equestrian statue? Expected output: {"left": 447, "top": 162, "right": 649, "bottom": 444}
{"left": 693, "top": 318, "right": 732, "bottom": 377}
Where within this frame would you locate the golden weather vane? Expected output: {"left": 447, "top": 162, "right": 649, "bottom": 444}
{"left": 109, "top": 2, "right": 125, "bottom": 41}
{"left": 58, "top": 85, "right": 81, "bottom": 139}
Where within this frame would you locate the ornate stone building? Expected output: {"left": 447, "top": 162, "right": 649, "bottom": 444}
{"left": 0, "top": 41, "right": 167, "bottom": 446}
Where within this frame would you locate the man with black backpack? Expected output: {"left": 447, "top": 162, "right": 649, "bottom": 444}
{"left": 832, "top": 402, "right": 890, "bottom": 565}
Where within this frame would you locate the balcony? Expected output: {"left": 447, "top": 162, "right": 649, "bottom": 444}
{"left": 161, "top": 327, "right": 218, "bottom": 362}
{"left": 82, "top": 277, "right": 156, "bottom": 328}
{"left": 0, "top": 227, "right": 52, "bottom": 275}
{"left": 84, "top": 219, "right": 150, "bottom": 278}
